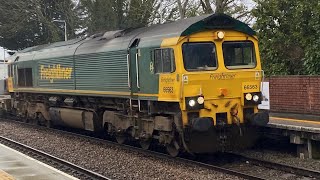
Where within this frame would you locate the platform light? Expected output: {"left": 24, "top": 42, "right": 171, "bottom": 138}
{"left": 252, "top": 95, "right": 260, "bottom": 102}
{"left": 188, "top": 99, "right": 196, "bottom": 107}
{"left": 217, "top": 31, "right": 225, "bottom": 39}
{"left": 245, "top": 93, "right": 252, "bottom": 101}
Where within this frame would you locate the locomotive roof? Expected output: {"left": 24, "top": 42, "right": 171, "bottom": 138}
{"left": 132, "top": 13, "right": 255, "bottom": 39}
{"left": 9, "top": 13, "right": 255, "bottom": 62}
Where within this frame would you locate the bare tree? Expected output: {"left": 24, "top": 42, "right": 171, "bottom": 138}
{"left": 200, "top": 0, "right": 253, "bottom": 23}
{"left": 176, "top": 0, "right": 189, "bottom": 19}
{"left": 200, "top": 0, "right": 213, "bottom": 13}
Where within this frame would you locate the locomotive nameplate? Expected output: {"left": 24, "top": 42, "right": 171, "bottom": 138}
{"left": 242, "top": 82, "right": 260, "bottom": 92}
{"left": 39, "top": 64, "right": 73, "bottom": 83}
{"left": 210, "top": 73, "right": 236, "bottom": 80}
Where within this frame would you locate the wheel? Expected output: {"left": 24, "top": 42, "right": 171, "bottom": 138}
{"left": 115, "top": 135, "right": 127, "bottom": 144}
{"left": 166, "top": 140, "right": 180, "bottom": 157}
{"left": 23, "top": 111, "right": 29, "bottom": 123}
{"left": 139, "top": 139, "right": 152, "bottom": 150}
{"left": 31, "top": 118, "right": 39, "bottom": 125}
{"left": 0, "top": 109, "right": 6, "bottom": 118}
{"left": 37, "top": 113, "right": 49, "bottom": 127}
{"left": 23, "top": 118, "right": 29, "bottom": 123}
{"left": 45, "top": 120, "right": 52, "bottom": 128}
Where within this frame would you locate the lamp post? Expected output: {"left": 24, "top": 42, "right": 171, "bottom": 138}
{"left": 159, "top": 0, "right": 163, "bottom": 24}
{"left": 53, "top": 20, "right": 67, "bottom": 41}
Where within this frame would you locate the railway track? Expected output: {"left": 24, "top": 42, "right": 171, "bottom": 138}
{"left": 226, "top": 153, "right": 320, "bottom": 179}
{"left": 0, "top": 135, "right": 111, "bottom": 180}
{"left": 1, "top": 117, "right": 320, "bottom": 179}
{"left": 0, "top": 117, "right": 263, "bottom": 180}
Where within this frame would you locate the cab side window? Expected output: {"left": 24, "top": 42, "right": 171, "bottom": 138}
{"left": 154, "top": 48, "right": 175, "bottom": 73}
{"left": 17, "top": 68, "right": 33, "bottom": 87}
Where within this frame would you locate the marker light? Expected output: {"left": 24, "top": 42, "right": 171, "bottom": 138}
{"left": 245, "top": 93, "right": 252, "bottom": 101}
{"left": 253, "top": 95, "right": 259, "bottom": 102}
{"left": 217, "top": 31, "right": 225, "bottom": 39}
{"left": 197, "top": 96, "right": 205, "bottom": 104}
{"left": 188, "top": 99, "right": 196, "bottom": 107}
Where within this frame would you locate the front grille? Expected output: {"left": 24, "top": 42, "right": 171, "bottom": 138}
{"left": 216, "top": 112, "right": 227, "bottom": 126}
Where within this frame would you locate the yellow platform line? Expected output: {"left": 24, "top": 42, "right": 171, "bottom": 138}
{"left": 0, "top": 169, "right": 15, "bottom": 180}
{"left": 270, "top": 116, "right": 320, "bottom": 125}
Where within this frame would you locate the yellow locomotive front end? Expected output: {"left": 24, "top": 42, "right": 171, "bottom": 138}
{"left": 159, "top": 28, "right": 269, "bottom": 154}
{"left": 178, "top": 30, "right": 268, "bottom": 153}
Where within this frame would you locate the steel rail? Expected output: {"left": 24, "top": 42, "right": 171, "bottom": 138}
{"left": 0, "top": 117, "right": 265, "bottom": 180}
{"left": 2, "top": 116, "right": 320, "bottom": 179}
{"left": 227, "top": 153, "right": 320, "bottom": 179}
{"left": 10, "top": 115, "right": 320, "bottom": 179}
{"left": 171, "top": 156, "right": 265, "bottom": 180}
{"left": 111, "top": 142, "right": 265, "bottom": 180}
{"left": 0, "top": 135, "right": 111, "bottom": 180}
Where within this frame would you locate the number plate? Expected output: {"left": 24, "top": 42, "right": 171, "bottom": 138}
{"left": 242, "top": 82, "right": 260, "bottom": 92}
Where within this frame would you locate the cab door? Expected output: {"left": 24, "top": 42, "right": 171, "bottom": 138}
{"left": 129, "top": 47, "right": 139, "bottom": 98}
{"left": 130, "top": 46, "right": 159, "bottom": 100}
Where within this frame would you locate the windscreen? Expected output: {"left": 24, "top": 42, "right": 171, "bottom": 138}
{"left": 182, "top": 42, "right": 217, "bottom": 71}
{"left": 223, "top": 41, "right": 256, "bottom": 69}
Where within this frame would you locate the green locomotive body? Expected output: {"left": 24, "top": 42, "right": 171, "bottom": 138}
{"left": 3, "top": 14, "right": 268, "bottom": 156}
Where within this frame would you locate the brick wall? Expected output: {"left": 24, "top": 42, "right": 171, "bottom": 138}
{"left": 267, "top": 76, "right": 320, "bottom": 115}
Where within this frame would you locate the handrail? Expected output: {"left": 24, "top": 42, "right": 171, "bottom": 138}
{"left": 135, "top": 53, "right": 140, "bottom": 89}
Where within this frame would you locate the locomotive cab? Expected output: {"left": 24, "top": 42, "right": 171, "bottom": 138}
{"left": 177, "top": 31, "right": 268, "bottom": 153}
{"left": 156, "top": 17, "right": 269, "bottom": 154}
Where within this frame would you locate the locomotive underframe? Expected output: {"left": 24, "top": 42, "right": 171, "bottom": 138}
{"left": 3, "top": 91, "right": 263, "bottom": 155}
{"left": 8, "top": 92, "right": 186, "bottom": 153}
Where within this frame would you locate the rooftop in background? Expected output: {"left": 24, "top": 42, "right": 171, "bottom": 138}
{"left": 0, "top": 47, "right": 12, "bottom": 80}
{"left": 0, "top": 47, "right": 15, "bottom": 62}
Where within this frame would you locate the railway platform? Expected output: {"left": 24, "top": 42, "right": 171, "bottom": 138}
{"left": 265, "top": 113, "right": 320, "bottom": 159}
{"left": 0, "top": 143, "right": 78, "bottom": 180}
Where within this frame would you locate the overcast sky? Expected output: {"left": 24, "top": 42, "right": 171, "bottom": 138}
{"left": 245, "top": 0, "right": 256, "bottom": 9}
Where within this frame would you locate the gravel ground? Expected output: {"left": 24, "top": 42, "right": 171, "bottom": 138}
{"left": 239, "top": 149, "right": 320, "bottom": 171}
{"left": 0, "top": 120, "right": 241, "bottom": 180}
{"left": 233, "top": 137, "right": 320, "bottom": 172}
{"left": 223, "top": 160, "right": 315, "bottom": 180}
{"left": 197, "top": 153, "right": 315, "bottom": 180}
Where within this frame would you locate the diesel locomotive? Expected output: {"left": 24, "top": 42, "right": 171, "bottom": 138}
{"left": 0, "top": 14, "right": 269, "bottom": 156}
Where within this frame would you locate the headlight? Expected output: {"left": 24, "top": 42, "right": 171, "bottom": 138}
{"left": 188, "top": 99, "right": 196, "bottom": 107}
{"left": 186, "top": 96, "right": 205, "bottom": 110}
{"left": 197, "top": 96, "right": 204, "bottom": 104}
{"left": 244, "top": 92, "right": 261, "bottom": 105}
{"left": 253, "top": 95, "right": 259, "bottom": 102}
{"left": 217, "top": 31, "right": 225, "bottom": 39}
{"left": 245, "top": 93, "right": 252, "bottom": 101}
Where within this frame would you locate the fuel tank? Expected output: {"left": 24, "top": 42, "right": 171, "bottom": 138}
{"left": 49, "top": 107, "right": 99, "bottom": 131}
